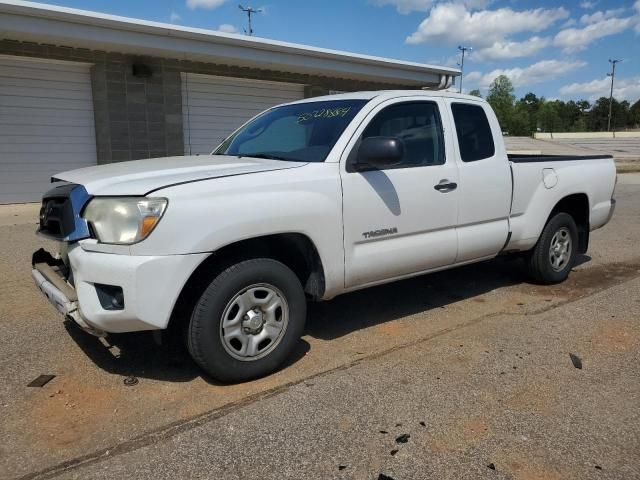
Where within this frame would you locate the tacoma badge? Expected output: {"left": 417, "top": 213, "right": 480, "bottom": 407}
{"left": 362, "top": 228, "right": 398, "bottom": 239}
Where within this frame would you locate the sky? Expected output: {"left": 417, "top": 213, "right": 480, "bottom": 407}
{"left": 35, "top": 0, "right": 640, "bottom": 104}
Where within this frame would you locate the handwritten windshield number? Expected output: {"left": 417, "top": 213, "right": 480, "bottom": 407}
{"left": 297, "top": 107, "right": 351, "bottom": 124}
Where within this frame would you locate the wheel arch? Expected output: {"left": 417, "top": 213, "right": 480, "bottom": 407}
{"left": 167, "top": 232, "right": 325, "bottom": 333}
{"left": 547, "top": 193, "right": 590, "bottom": 254}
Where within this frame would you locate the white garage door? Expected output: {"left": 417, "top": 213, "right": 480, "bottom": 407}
{"left": 182, "top": 73, "right": 305, "bottom": 155}
{"left": 0, "top": 56, "right": 97, "bottom": 204}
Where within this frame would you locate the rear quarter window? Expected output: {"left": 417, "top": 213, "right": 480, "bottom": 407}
{"left": 451, "top": 103, "right": 495, "bottom": 162}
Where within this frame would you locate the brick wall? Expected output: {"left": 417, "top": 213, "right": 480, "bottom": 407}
{"left": 89, "top": 55, "right": 185, "bottom": 163}
{"left": 0, "top": 39, "right": 413, "bottom": 164}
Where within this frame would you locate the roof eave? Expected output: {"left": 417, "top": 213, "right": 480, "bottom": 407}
{"left": 0, "top": 0, "right": 459, "bottom": 87}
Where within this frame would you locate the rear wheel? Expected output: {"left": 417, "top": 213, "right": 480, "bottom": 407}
{"left": 526, "top": 212, "right": 578, "bottom": 284}
{"left": 187, "top": 258, "right": 306, "bottom": 382}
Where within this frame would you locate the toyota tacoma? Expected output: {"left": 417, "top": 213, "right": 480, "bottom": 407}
{"left": 32, "top": 91, "right": 617, "bottom": 382}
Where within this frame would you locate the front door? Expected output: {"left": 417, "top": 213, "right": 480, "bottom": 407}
{"left": 341, "top": 98, "right": 459, "bottom": 288}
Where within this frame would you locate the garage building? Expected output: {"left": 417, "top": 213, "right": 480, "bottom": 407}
{"left": 0, "top": 0, "right": 458, "bottom": 203}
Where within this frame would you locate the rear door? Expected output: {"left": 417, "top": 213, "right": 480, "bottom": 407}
{"left": 340, "top": 97, "right": 459, "bottom": 288}
{"left": 445, "top": 100, "right": 512, "bottom": 262}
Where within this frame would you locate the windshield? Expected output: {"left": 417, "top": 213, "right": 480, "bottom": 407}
{"left": 214, "top": 99, "right": 368, "bottom": 162}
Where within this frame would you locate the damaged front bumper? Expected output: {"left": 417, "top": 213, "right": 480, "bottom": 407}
{"left": 31, "top": 249, "right": 105, "bottom": 337}
{"left": 32, "top": 245, "right": 209, "bottom": 334}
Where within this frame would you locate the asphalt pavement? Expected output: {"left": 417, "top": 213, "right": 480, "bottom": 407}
{"left": 56, "top": 276, "right": 640, "bottom": 480}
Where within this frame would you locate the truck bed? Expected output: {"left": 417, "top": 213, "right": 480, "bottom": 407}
{"left": 506, "top": 152, "right": 616, "bottom": 254}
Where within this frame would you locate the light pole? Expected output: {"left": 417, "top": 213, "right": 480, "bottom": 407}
{"left": 239, "top": 4, "right": 262, "bottom": 36}
{"left": 607, "top": 59, "right": 621, "bottom": 132}
{"left": 458, "top": 45, "right": 472, "bottom": 94}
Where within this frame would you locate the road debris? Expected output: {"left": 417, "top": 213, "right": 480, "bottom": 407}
{"left": 378, "top": 474, "right": 395, "bottom": 480}
{"left": 395, "top": 433, "right": 410, "bottom": 443}
{"left": 569, "top": 353, "right": 583, "bottom": 369}
{"left": 123, "top": 376, "right": 139, "bottom": 386}
{"left": 390, "top": 449, "right": 399, "bottom": 456}
{"left": 27, "top": 374, "right": 55, "bottom": 387}
{"left": 487, "top": 463, "right": 496, "bottom": 470}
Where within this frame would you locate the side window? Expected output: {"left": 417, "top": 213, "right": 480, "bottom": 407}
{"left": 361, "top": 102, "right": 445, "bottom": 168}
{"left": 451, "top": 103, "right": 495, "bottom": 162}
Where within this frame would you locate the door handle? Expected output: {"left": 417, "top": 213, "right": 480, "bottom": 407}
{"left": 434, "top": 179, "right": 458, "bottom": 192}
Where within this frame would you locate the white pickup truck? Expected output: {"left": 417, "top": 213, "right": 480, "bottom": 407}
{"left": 32, "top": 91, "right": 616, "bottom": 382}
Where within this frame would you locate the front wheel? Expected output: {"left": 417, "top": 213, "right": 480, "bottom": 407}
{"left": 188, "top": 258, "right": 306, "bottom": 382}
{"left": 525, "top": 212, "right": 578, "bottom": 284}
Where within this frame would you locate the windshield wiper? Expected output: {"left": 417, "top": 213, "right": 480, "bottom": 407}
{"left": 239, "top": 153, "right": 300, "bottom": 162}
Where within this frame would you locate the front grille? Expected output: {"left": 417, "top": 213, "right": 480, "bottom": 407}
{"left": 38, "top": 183, "right": 92, "bottom": 242}
{"left": 39, "top": 197, "right": 74, "bottom": 238}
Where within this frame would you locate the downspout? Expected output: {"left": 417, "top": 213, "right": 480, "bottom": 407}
{"left": 422, "top": 74, "right": 455, "bottom": 91}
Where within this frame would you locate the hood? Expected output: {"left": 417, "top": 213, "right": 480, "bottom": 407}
{"left": 54, "top": 155, "right": 306, "bottom": 196}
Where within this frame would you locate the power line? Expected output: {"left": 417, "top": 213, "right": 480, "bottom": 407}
{"left": 239, "top": 4, "right": 262, "bottom": 36}
{"left": 458, "top": 45, "right": 472, "bottom": 94}
{"left": 607, "top": 59, "right": 622, "bottom": 132}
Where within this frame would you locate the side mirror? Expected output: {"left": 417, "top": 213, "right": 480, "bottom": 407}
{"left": 356, "top": 136, "right": 404, "bottom": 169}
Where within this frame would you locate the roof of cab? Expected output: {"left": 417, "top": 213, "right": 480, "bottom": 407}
{"left": 287, "top": 90, "right": 487, "bottom": 105}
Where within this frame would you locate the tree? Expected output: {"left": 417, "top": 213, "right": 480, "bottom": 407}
{"left": 587, "top": 97, "right": 609, "bottom": 131}
{"left": 515, "top": 92, "right": 543, "bottom": 134}
{"left": 468, "top": 89, "right": 482, "bottom": 98}
{"left": 630, "top": 99, "right": 640, "bottom": 127}
{"left": 587, "top": 97, "right": 630, "bottom": 131}
{"left": 576, "top": 100, "right": 590, "bottom": 113}
{"left": 538, "top": 101, "right": 561, "bottom": 133}
{"left": 486, "top": 75, "right": 515, "bottom": 134}
{"left": 521, "top": 92, "right": 542, "bottom": 110}
{"left": 469, "top": 76, "right": 638, "bottom": 133}
{"left": 558, "top": 100, "right": 583, "bottom": 131}
{"left": 618, "top": 100, "right": 631, "bottom": 129}
{"left": 510, "top": 103, "right": 531, "bottom": 136}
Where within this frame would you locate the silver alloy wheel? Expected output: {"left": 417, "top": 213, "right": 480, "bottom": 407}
{"left": 549, "top": 227, "right": 572, "bottom": 272}
{"left": 219, "top": 283, "right": 289, "bottom": 361}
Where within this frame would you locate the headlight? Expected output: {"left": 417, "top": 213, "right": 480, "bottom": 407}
{"left": 82, "top": 197, "right": 167, "bottom": 245}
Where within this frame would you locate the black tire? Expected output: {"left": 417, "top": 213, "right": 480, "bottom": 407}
{"left": 526, "top": 212, "right": 578, "bottom": 284}
{"left": 187, "top": 258, "right": 306, "bottom": 383}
